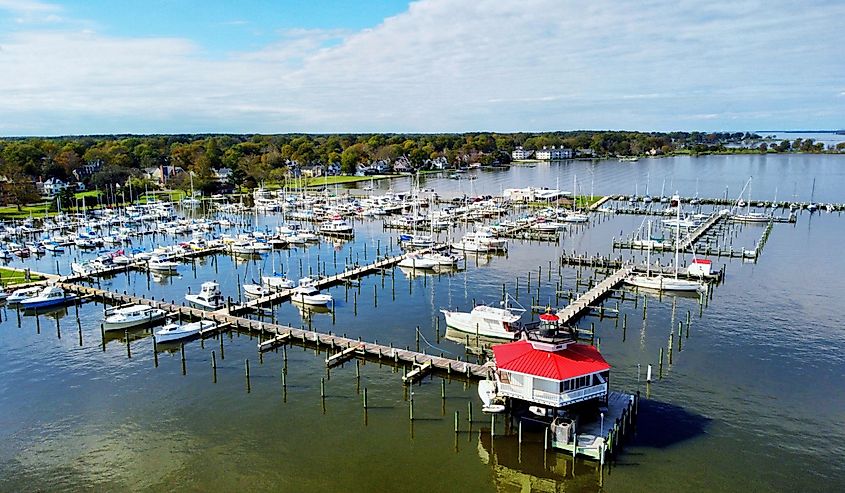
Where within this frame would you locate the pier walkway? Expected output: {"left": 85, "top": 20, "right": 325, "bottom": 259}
{"left": 55, "top": 282, "right": 489, "bottom": 379}
{"left": 555, "top": 266, "right": 633, "bottom": 324}
{"left": 59, "top": 245, "right": 225, "bottom": 283}
{"left": 678, "top": 212, "right": 724, "bottom": 251}
{"left": 229, "top": 248, "right": 432, "bottom": 314}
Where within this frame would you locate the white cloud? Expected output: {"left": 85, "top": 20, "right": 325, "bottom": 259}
{"left": 0, "top": 0, "right": 843, "bottom": 135}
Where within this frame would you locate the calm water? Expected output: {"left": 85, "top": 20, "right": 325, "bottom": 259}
{"left": 363, "top": 153, "right": 845, "bottom": 204}
{"left": 1, "top": 155, "right": 844, "bottom": 492}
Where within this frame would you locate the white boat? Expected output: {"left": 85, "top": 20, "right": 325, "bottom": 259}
{"left": 291, "top": 277, "right": 333, "bottom": 306}
{"left": 103, "top": 304, "right": 166, "bottom": 331}
{"left": 20, "top": 286, "right": 76, "bottom": 309}
{"left": 185, "top": 281, "right": 224, "bottom": 309}
{"left": 732, "top": 212, "right": 771, "bottom": 223}
{"left": 424, "top": 251, "right": 463, "bottom": 266}
{"left": 625, "top": 275, "right": 704, "bottom": 292}
{"left": 397, "top": 253, "right": 439, "bottom": 269}
{"left": 440, "top": 296, "right": 525, "bottom": 340}
{"left": 465, "top": 229, "right": 508, "bottom": 251}
{"left": 450, "top": 238, "right": 490, "bottom": 252}
{"left": 562, "top": 212, "right": 589, "bottom": 223}
{"left": 319, "top": 215, "right": 354, "bottom": 236}
{"left": 71, "top": 261, "right": 97, "bottom": 276}
{"left": 243, "top": 283, "right": 270, "bottom": 298}
{"left": 148, "top": 256, "right": 179, "bottom": 273}
{"left": 154, "top": 320, "right": 216, "bottom": 343}
{"left": 626, "top": 215, "right": 705, "bottom": 292}
{"left": 6, "top": 286, "right": 41, "bottom": 304}
{"left": 262, "top": 273, "right": 295, "bottom": 289}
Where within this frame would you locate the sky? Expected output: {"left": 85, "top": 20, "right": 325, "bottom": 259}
{"left": 0, "top": 0, "right": 842, "bottom": 136}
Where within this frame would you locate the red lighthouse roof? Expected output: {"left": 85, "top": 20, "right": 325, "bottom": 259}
{"left": 492, "top": 340, "right": 610, "bottom": 381}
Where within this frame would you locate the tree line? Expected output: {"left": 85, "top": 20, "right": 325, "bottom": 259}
{"left": 0, "top": 131, "right": 839, "bottom": 207}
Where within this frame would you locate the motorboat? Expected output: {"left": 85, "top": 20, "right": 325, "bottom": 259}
{"left": 6, "top": 286, "right": 41, "bottom": 304}
{"left": 71, "top": 261, "right": 97, "bottom": 276}
{"left": 291, "top": 277, "right": 333, "bottom": 306}
{"left": 440, "top": 296, "right": 525, "bottom": 340}
{"left": 243, "top": 283, "right": 271, "bottom": 298}
{"left": 154, "top": 320, "right": 216, "bottom": 343}
{"left": 185, "top": 281, "right": 224, "bottom": 309}
{"left": 43, "top": 241, "right": 64, "bottom": 253}
{"left": 148, "top": 256, "right": 179, "bottom": 273}
{"left": 20, "top": 286, "right": 76, "bottom": 309}
{"left": 262, "top": 273, "right": 295, "bottom": 290}
{"left": 319, "top": 216, "right": 354, "bottom": 236}
{"left": 397, "top": 253, "right": 439, "bottom": 269}
{"left": 424, "top": 251, "right": 463, "bottom": 266}
{"left": 450, "top": 238, "right": 490, "bottom": 253}
{"left": 103, "top": 304, "right": 167, "bottom": 331}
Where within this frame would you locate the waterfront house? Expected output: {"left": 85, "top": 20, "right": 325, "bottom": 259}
{"left": 535, "top": 146, "right": 573, "bottom": 160}
{"left": 512, "top": 146, "right": 535, "bottom": 160}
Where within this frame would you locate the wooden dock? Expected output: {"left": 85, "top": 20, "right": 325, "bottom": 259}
{"left": 54, "top": 282, "right": 490, "bottom": 380}
{"left": 555, "top": 267, "right": 633, "bottom": 324}
{"left": 678, "top": 212, "right": 724, "bottom": 251}
{"left": 59, "top": 245, "right": 225, "bottom": 283}
{"left": 550, "top": 390, "right": 638, "bottom": 464}
{"left": 228, "top": 248, "right": 433, "bottom": 313}
{"left": 589, "top": 196, "right": 613, "bottom": 211}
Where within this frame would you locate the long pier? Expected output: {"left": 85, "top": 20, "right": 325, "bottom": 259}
{"left": 555, "top": 266, "right": 633, "bottom": 324}
{"left": 678, "top": 212, "right": 724, "bottom": 251}
{"left": 59, "top": 245, "right": 225, "bottom": 283}
{"left": 53, "top": 282, "right": 489, "bottom": 379}
{"left": 229, "top": 248, "right": 432, "bottom": 313}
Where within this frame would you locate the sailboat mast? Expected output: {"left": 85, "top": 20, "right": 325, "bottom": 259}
{"left": 674, "top": 200, "right": 681, "bottom": 279}
{"left": 646, "top": 220, "right": 652, "bottom": 277}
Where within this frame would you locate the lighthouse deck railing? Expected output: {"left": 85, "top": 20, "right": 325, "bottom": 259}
{"left": 498, "top": 382, "right": 608, "bottom": 407}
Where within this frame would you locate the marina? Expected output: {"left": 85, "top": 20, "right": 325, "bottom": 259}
{"left": 1, "top": 156, "right": 844, "bottom": 492}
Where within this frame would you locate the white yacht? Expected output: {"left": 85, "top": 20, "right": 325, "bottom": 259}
{"left": 185, "top": 282, "right": 224, "bottom": 309}
{"left": 441, "top": 297, "right": 525, "bottom": 340}
{"left": 154, "top": 320, "right": 216, "bottom": 343}
{"left": 319, "top": 216, "right": 354, "bottom": 236}
{"left": 6, "top": 286, "right": 42, "bottom": 304}
{"left": 148, "top": 256, "right": 179, "bottom": 273}
{"left": 397, "top": 253, "right": 439, "bottom": 269}
{"left": 103, "top": 304, "right": 167, "bottom": 331}
{"left": 291, "top": 277, "right": 333, "bottom": 306}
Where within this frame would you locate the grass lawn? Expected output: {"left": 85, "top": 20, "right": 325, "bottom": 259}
{"left": 0, "top": 267, "right": 44, "bottom": 287}
{"left": 525, "top": 195, "right": 603, "bottom": 209}
{"left": 74, "top": 190, "right": 103, "bottom": 199}
{"left": 139, "top": 190, "right": 186, "bottom": 202}
{"left": 0, "top": 203, "right": 54, "bottom": 219}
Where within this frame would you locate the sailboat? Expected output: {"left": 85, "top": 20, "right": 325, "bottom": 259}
{"left": 563, "top": 174, "right": 588, "bottom": 222}
{"left": 732, "top": 177, "right": 770, "bottom": 223}
{"left": 626, "top": 202, "right": 705, "bottom": 292}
